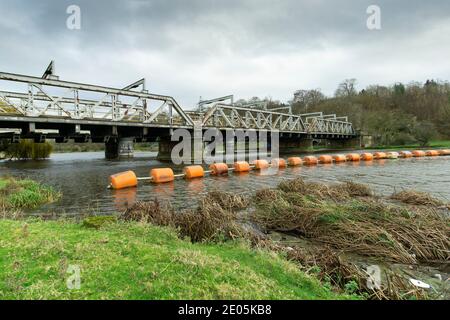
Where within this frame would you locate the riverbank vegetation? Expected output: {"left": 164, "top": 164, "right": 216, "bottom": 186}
{"left": 252, "top": 179, "right": 448, "bottom": 265}
{"left": 0, "top": 177, "right": 61, "bottom": 218}
{"left": 0, "top": 140, "right": 160, "bottom": 159}
{"left": 0, "top": 219, "right": 348, "bottom": 300}
{"left": 0, "top": 140, "right": 52, "bottom": 160}
{"left": 51, "top": 142, "right": 158, "bottom": 153}
{"left": 0, "top": 177, "right": 350, "bottom": 300}
{"left": 122, "top": 179, "right": 449, "bottom": 300}
{"left": 365, "top": 139, "right": 450, "bottom": 150}
{"left": 1, "top": 177, "right": 448, "bottom": 300}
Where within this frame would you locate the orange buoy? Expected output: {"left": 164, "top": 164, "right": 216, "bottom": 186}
{"left": 150, "top": 168, "right": 175, "bottom": 183}
{"left": 412, "top": 150, "right": 426, "bottom": 157}
{"left": 438, "top": 149, "right": 450, "bottom": 156}
{"left": 426, "top": 150, "right": 439, "bottom": 157}
{"left": 361, "top": 153, "right": 373, "bottom": 161}
{"left": 209, "top": 163, "right": 229, "bottom": 175}
{"left": 234, "top": 161, "right": 251, "bottom": 172}
{"left": 110, "top": 171, "right": 138, "bottom": 190}
{"left": 346, "top": 153, "right": 361, "bottom": 162}
{"left": 253, "top": 159, "right": 270, "bottom": 170}
{"left": 271, "top": 158, "right": 287, "bottom": 168}
{"left": 386, "top": 152, "right": 399, "bottom": 159}
{"left": 184, "top": 165, "right": 205, "bottom": 179}
{"left": 374, "top": 152, "right": 387, "bottom": 159}
{"left": 303, "top": 156, "right": 318, "bottom": 165}
{"left": 333, "top": 154, "right": 347, "bottom": 163}
{"left": 399, "top": 151, "right": 413, "bottom": 158}
{"left": 319, "top": 155, "right": 333, "bottom": 164}
{"left": 287, "top": 157, "right": 303, "bottom": 166}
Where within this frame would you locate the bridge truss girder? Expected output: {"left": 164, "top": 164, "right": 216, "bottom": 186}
{"left": 202, "top": 104, "right": 305, "bottom": 132}
{"left": 200, "top": 101, "right": 354, "bottom": 135}
{"left": 0, "top": 72, "right": 194, "bottom": 128}
{"left": 0, "top": 68, "right": 355, "bottom": 137}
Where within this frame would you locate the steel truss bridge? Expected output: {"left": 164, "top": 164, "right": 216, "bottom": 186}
{"left": 0, "top": 62, "right": 355, "bottom": 145}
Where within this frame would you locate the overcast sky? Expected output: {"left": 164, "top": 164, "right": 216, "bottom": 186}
{"left": 1, "top": 0, "right": 449, "bottom": 108}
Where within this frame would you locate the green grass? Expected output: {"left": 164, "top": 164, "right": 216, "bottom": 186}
{"left": 0, "top": 219, "right": 352, "bottom": 300}
{"left": 0, "top": 177, "right": 61, "bottom": 210}
{"left": 428, "top": 140, "right": 450, "bottom": 148}
{"left": 366, "top": 139, "right": 450, "bottom": 150}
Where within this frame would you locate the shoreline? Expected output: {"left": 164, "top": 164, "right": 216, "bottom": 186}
{"left": 1, "top": 176, "right": 448, "bottom": 300}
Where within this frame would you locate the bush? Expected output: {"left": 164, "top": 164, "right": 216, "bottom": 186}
{"left": 391, "top": 132, "right": 417, "bottom": 146}
{"left": 0, "top": 177, "right": 61, "bottom": 209}
{"left": 4, "top": 140, "right": 53, "bottom": 160}
{"left": 414, "top": 121, "right": 437, "bottom": 147}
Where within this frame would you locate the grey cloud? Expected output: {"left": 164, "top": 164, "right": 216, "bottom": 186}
{"left": 1, "top": 0, "right": 450, "bottom": 107}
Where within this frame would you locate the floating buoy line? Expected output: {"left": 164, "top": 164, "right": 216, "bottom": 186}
{"left": 108, "top": 149, "right": 450, "bottom": 190}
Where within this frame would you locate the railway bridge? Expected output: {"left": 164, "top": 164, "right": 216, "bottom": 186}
{"left": 0, "top": 62, "right": 359, "bottom": 161}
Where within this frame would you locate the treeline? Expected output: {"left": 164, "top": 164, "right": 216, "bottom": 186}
{"left": 293, "top": 79, "right": 450, "bottom": 146}
{"left": 243, "top": 79, "right": 450, "bottom": 146}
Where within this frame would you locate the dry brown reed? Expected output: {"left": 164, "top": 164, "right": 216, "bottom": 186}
{"left": 252, "top": 178, "right": 450, "bottom": 265}
{"left": 122, "top": 192, "right": 251, "bottom": 242}
{"left": 391, "top": 190, "right": 444, "bottom": 207}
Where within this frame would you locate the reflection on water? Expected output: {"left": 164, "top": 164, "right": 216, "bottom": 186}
{"left": 113, "top": 188, "right": 137, "bottom": 212}
{"left": 185, "top": 178, "right": 205, "bottom": 194}
{"left": 1, "top": 150, "right": 450, "bottom": 217}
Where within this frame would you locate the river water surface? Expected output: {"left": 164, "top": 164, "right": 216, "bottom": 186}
{"left": 1, "top": 151, "right": 450, "bottom": 217}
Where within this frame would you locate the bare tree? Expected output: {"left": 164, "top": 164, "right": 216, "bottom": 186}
{"left": 335, "top": 79, "right": 358, "bottom": 97}
{"left": 292, "top": 89, "right": 325, "bottom": 113}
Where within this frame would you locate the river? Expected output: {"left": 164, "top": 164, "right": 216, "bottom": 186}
{"left": 1, "top": 150, "right": 450, "bottom": 217}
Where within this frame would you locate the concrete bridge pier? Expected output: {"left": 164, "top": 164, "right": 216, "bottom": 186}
{"left": 105, "top": 137, "right": 134, "bottom": 160}
{"left": 157, "top": 131, "right": 260, "bottom": 163}
{"left": 157, "top": 135, "right": 204, "bottom": 163}
{"left": 222, "top": 132, "right": 263, "bottom": 162}
{"left": 157, "top": 137, "right": 176, "bottom": 162}
{"left": 222, "top": 131, "right": 285, "bottom": 161}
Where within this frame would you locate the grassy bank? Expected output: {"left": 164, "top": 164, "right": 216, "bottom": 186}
{"left": 51, "top": 142, "right": 104, "bottom": 153}
{"left": 0, "top": 177, "right": 350, "bottom": 300}
{"left": 366, "top": 139, "right": 450, "bottom": 150}
{"left": 51, "top": 142, "right": 158, "bottom": 153}
{"left": 0, "top": 177, "right": 60, "bottom": 217}
{"left": 1, "top": 176, "right": 448, "bottom": 300}
{"left": 0, "top": 219, "right": 348, "bottom": 300}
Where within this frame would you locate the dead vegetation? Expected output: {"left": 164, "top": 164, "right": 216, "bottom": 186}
{"left": 281, "top": 245, "right": 429, "bottom": 300}
{"left": 391, "top": 190, "right": 445, "bottom": 207}
{"left": 121, "top": 177, "right": 449, "bottom": 300}
{"left": 252, "top": 178, "right": 449, "bottom": 265}
{"left": 277, "top": 179, "right": 372, "bottom": 202}
{"left": 122, "top": 192, "right": 253, "bottom": 242}
{"left": 203, "top": 190, "right": 250, "bottom": 211}
{"left": 121, "top": 198, "right": 173, "bottom": 226}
